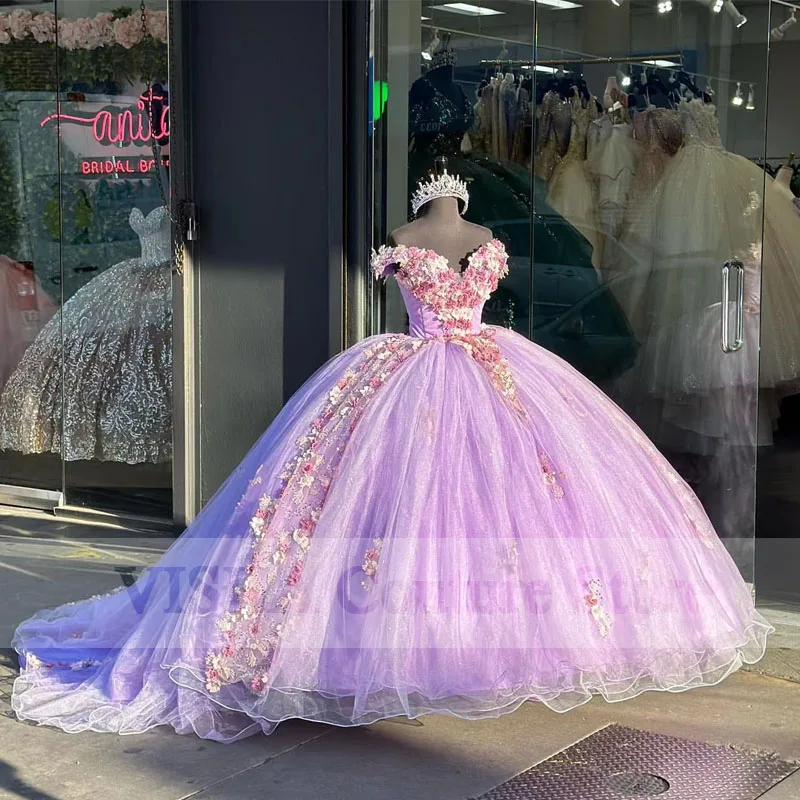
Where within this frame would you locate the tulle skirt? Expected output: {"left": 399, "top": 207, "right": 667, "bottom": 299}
{"left": 0, "top": 258, "right": 172, "bottom": 463}
{"left": 11, "top": 328, "right": 770, "bottom": 742}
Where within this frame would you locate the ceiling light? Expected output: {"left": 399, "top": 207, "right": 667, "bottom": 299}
{"left": 723, "top": 0, "right": 747, "bottom": 26}
{"left": 422, "top": 51, "right": 432, "bottom": 61}
{"left": 657, "top": 0, "right": 673, "bottom": 14}
{"left": 642, "top": 59, "right": 680, "bottom": 67}
{"left": 771, "top": 9, "right": 796, "bottom": 39}
{"left": 534, "top": 0, "right": 583, "bottom": 8}
{"left": 610, "top": 0, "right": 623, "bottom": 5}
{"left": 731, "top": 81, "right": 744, "bottom": 106}
{"left": 745, "top": 83, "right": 755, "bottom": 110}
{"left": 713, "top": 0, "right": 723, "bottom": 11}
{"left": 421, "top": 15, "right": 432, "bottom": 20}
{"left": 438, "top": 3, "right": 504, "bottom": 15}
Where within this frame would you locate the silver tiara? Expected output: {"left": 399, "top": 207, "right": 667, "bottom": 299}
{"left": 411, "top": 170, "right": 469, "bottom": 216}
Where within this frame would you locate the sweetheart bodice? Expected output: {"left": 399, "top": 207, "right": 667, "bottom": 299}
{"left": 678, "top": 99, "right": 722, "bottom": 149}
{"left": 371, "top": 239, "right": 508, "bottom": 338}
{"left": 129, "top": 206, "right": 171, "bottom": 267}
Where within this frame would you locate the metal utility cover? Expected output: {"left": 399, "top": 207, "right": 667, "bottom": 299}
{"left": 475, "top": 724, "right": 799, "bottom": 799}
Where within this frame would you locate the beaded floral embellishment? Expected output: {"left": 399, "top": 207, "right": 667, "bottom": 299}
{"left": 447, "top": 328, "right": 527, "bottom": 419}
{"left": 371, "top": 239, "right": 509, "bottom": 337}
{"left": 540, "top": 454, "right": 565, "bottom": 499}
{"left": 584, "top": 579, "right": 613, "bottom": 638}
{"left": 361, "top": 538, "right": 384, "bottom": 592}
{"left": 371, "top": 241, "right": 526, "bottom": 418}
{"left": 205, "top": 335, "right": 423, "bottom": 694}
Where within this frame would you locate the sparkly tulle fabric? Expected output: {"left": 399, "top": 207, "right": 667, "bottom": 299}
{"left": 0, "top": 207, "right": 172, "bottom": 463}
{"left": 11, "top": 239, "right": 770, "bottom": 742}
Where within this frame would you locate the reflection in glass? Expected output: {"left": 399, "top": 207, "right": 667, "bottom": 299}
{"left": 0, "top": 1, "right": 172, "bottom": 515}
{"left": 372, "top": 1, "right": 786, "bottom": 585}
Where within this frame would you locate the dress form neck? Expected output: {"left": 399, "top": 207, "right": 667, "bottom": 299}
{"left": 389, "top": 197, "right": 492, "bottom": 273}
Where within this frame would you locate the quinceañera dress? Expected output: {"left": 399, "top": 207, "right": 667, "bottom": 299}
{"left": 12, "top": 188, "right": 770, "bottom": 742}
{"left": 0, "top": 207, "right": 172, "bottom": 463}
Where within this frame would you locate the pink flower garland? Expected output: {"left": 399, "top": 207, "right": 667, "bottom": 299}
{"left": 0, "top": 9, "right": 168, "bottom": 50}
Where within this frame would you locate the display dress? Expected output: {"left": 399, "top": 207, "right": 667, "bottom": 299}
{"left": 585, "top": 118, "right": 641, "bottom": 273}
{"left": 614, "top": 106, "right": 683, "bottom": 336}
{"left": 0, "top": 255, "right": 55, "bottom": 392}
{"left": 12, "top": 195, "right": 770, "bottom": 741}
{"left": 546, "top": 91, "right": 601, "bottom": 268}
{"left": 0, "top": 207, "right": 172, "bottom": 464}
{"left": 534, "top": 91, "right": 572, "bottom": 182}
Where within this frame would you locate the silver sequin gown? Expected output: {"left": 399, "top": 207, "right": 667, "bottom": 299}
{"left": 0, "top": 206, "right": 172, "bottom": 463}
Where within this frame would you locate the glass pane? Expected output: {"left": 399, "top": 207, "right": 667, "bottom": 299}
{"left": 532, "top": 0, "right": 770, "bottom": 582}
{"left": 0, "top": 2, "right": 172, "bottom": 516}
{"left": 371, "top": 0, "right": 535, "bottom": 338}
{"left": 0, "top": 3, "right": 62, "bottom": 497}
{"left": 755, "top": 0, "right": 800, "bottom": 603}
{"left": 57, "top": 0, "right": 172, "bottom": 516}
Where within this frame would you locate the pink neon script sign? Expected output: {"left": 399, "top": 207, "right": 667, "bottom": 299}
{"left": 40, "top": 92, "right": 169, "bottom": 146}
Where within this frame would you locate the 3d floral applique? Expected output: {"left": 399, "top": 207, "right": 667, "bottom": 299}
{"left": 540, "top": 454, "right": 566, "bottom": 499}
{"left": 361, "top": 538, "right": 384, "bottom": 592}
{"left": 448, "top": 328, "right": 527, "bottom": 420}
{"left": 498, "top": 541, "right": 520, "bottom": 573}
{"left": 369, "top": 242, "right": 529, "bottom": 420}
{"left": 373, "top": 240, "right": 509, "bottom": 338}
{"left": 205, "top": 335, "right": 424, "bottom": 695}
{"left": 585, "top": 579, "right": 613, "bottom": 638}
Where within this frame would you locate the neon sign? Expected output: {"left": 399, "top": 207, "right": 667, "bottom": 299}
{"left": 40, "top": 90, "right": 169, "bottom": 146}
{"left": 80, "top": 157, "right": 169, "bottom": 175}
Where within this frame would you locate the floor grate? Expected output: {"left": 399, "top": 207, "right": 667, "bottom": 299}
{"left": 474, "top": 724, "right": 799, "bottom": 800}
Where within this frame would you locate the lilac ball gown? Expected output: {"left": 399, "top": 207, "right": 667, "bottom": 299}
{"left": 11, "top": 238, "right": 771, "bottom": 742}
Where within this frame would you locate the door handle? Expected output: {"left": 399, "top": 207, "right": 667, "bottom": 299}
{"left": 721, "top": 259, "right": 745, "bottom": 353}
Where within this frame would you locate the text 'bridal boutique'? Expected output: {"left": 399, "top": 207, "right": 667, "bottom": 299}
{"left": 11, "top": 173, "right": 770, "bottom": 742}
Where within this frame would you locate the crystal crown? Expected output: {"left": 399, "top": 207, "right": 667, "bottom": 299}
{"left": 411, "top": 169, "right": 469, "bottom": 217}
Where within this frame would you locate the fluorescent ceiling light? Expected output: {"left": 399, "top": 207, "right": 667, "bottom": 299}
{"left": 421, "top": 15, "right": 431, "bottom": 20}
{"left": 535, "top": 0, "right": 583, "bottom": 8}
{"left": 521, "top": 65, "right": 571, "bottom": 74}
{"left": 438, "top": 3, "right": 504, "bottom": 15}
{"left": 642, "top": 59, "right": 680, "bottom": 67}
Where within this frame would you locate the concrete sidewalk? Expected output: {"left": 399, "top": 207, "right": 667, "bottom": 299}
{"left": 1, "top": 509, "right": 799, "bottom": 800}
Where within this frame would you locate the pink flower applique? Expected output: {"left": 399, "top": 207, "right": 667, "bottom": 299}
{"left": 361, "top": 538, "right": 385, "bottom": 592}
{"left": 584, "top": 579, "right": 613, "bottom": 638}
{"left": 540, "top": 455, "right": 566, "bottom": 499}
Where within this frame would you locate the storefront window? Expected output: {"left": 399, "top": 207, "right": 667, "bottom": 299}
{"left": 0, "top": 1, "right": 172, "bottom": 516}
{"left": 371, "top": 0, "right": 771, "bottom": 584}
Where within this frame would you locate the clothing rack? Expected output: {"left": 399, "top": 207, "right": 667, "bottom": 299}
{"left": 480, "top": 54, "right": 684, "bottom": 69}
{"left": 423, "top": 21, "right": 756, "bottom": 89}
{"left": 479, "top": 55, "right": 755, "bottom": 90}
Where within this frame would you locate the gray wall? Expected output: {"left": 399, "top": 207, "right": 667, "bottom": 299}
{"left": 189, "top": 0, "right": 339, "bottom": 505}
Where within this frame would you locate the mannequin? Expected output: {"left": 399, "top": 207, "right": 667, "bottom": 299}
{"left": 389, "top": 160, "right": 492, "bottom": 272}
